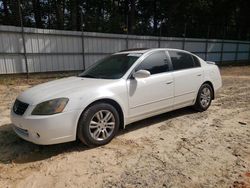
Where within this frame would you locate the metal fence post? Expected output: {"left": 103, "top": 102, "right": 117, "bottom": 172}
{"left": 248, "top": 43, "right": 250, "bottom": 61}
{"left": 126, "top": 34, "right": 129, "bottom": 49}
{"left": 234, "top": 42, "right": 239, "bottom": 63}
{"left": 158, "top": 23, "right": 162, "bottom": 48}
{"left": 80, "top": 10, "right": 85, "bottom": 71}
{"left": 182, "top": 23, "right": 187, "bottom": 50}
{"left": 81, "top": 30, "right": 85, "bottom": 71}
{"left": 158, "top": 35, "right": 161, "bottom": 48}
{"left": 220, "top": 40, "right": 224, "bottom": 65}
{"left": 220, "top": 27, "right": 226, "bottom": 65}
{"left": 205, "top": 26, "right": 210, "bottom": 61}
{"left": 234, "top": 30, "right": 241, "bottom": 63}
{"left": 18, "top": 0, "right": 29, "bottom": 78}
{"left": 126, "top": 14, "right": 129, "bottom": 49}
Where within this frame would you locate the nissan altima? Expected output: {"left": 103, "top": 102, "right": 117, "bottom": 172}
{"left": 11, "top": 48, "right": 222, "bottom": 146}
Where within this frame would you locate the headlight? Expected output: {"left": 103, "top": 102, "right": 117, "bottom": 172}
{"left": 32, "top": 98, "right": 69, "bottom": 115}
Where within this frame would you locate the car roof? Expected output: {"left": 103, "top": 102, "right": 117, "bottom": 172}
{"left": 115, "top": 48, "right": 190, "bottom": 55}
{"left": 116, "top": 48, "right": 151, "bottom": 54}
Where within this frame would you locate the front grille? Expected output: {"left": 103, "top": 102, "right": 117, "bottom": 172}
{"left": 13, "top": 99, "right": 29, "bottom": 115}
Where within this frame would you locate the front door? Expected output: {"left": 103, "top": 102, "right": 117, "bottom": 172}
{"left": 126, "top": 51, "right": 174, "bottom": 121}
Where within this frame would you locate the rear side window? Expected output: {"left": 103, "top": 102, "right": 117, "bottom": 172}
{"left": 192, "top": 55, "right": 201, "bottom": 67}
{"left": 135, "top": 51, "right": 170, "bottom": 74}
{"left": 168, "top": 51, "right": 198, "bottom": 70}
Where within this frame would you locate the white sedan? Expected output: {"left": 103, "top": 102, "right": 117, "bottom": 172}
{"left": 11, "top": 48, "right": 222, "bottom": 146}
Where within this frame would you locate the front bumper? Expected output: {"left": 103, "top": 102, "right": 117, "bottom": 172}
{"left": 10, "top": 109, "right": 81, "bottom": 145}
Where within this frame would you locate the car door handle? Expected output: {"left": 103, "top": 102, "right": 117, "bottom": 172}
{"left": 197, "top": 74, "right": 202, "bottom": 76}
{"left": 166, "top": 81, "right": 173, "bottom": 84}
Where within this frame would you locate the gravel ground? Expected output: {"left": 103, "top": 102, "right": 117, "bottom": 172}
{"left": 0, "top": 66, "right": 249, "bottom": 188}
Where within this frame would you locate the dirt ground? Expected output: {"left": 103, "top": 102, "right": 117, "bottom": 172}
{"left": 0, "top": 66, "right": 249, "bottom": 188}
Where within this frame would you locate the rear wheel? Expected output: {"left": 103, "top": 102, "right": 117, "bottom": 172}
{"left": 193, "top": 83, "right": 213, "bottom": 112}
{"left": 77, "top": 103, "right": 120, "bottom": 147}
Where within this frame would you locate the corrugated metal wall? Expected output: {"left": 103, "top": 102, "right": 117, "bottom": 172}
{"left": 0, "top": 25, "right": 249, "bottom": 74}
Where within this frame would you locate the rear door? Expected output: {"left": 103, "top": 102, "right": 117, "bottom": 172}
{"left": 168, "top": 50, "right": 203, "bottom": 108}
{"left": 127, "top": 51, "right": 174, "bottom": 120}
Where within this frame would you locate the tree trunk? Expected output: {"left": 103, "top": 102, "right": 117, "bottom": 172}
{"left": 71, "top": 0, "right": 77, "bottom": 30}
{"left": 125, "top": 0, "right": 129, "bottom": 33}
{"left": 2, "top": 0, "right": 9, "bottom": 17}
{"left": 56, "top": 0, "right": 65, "bottom": 29}
{"left": 153, "top": 0, "right": 158, "bottom": 34}
{"left": 129, "top": 0, "right": 135, "bottom": 34}
{"left": 2, "top": 0, "right": 9, "bottom": 25}
{"left": 32, "top": 0, "right": 42, "bottom": 28}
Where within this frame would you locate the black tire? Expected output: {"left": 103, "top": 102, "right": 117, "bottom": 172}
{"left": 77, "top": 102, "right": 120, "bottom": 147}
{"left": 193, "top": 83, "right": 213, "bottom": 112}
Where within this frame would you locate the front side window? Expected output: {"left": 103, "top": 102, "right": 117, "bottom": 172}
{"left": 79, "top": 53, "right": 141, "bottom": 79}
{"left": 169, "top": 51, "right": 197, "bottom": 71}
{"left": 135, "top": 51, "right": 170, "bottom": 75}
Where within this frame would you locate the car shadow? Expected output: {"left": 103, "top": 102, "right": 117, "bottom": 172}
{"left": 120, "top": 107, "right": 197, "bottom": 134}
{"left": 0, "top": 125, "right": 89, "bottom": 164}
{"left": 0, "top": 107, "right": 197, "bottom": 164}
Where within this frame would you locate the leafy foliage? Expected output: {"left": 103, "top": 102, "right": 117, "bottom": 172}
{"left": 0, "top": 0, "right": 249, "bottom": 39}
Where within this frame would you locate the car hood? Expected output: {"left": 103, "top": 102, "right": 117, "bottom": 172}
{"left": 18, "top": 76, "right": 117, "bottom": 105}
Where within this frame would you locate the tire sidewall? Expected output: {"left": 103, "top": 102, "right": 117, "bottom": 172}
{"left": 77, "top": 103, "right": 120, "bottom": 146}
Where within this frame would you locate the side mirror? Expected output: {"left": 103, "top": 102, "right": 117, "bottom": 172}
{"left": 133, "top": 70, "right": 151, "bottom": 79}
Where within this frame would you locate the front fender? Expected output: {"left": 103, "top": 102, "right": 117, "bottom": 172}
{"left": 68, "top": 87, "right": 128, "bottom": 137}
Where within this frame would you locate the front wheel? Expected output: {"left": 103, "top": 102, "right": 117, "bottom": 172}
{"left": 77, "top": 103, "right": 120, "bottom": 147}
{"left": 193, "top": 83, "right": 213, "bottom": 112}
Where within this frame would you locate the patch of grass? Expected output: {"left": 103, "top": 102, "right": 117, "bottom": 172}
{"left": 0, "top": 71, "right": 80, "bottom": 86}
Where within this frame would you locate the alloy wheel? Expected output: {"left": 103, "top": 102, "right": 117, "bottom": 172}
{"left": 89, "top": 110, "right": 115, "bottom": 141}
{"left": 200, "top": 87, "right": 211, "bottom": 108}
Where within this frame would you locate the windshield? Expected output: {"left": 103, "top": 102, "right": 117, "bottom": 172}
{"left": 79, "top": 53, "right": 141, "bottom": 79}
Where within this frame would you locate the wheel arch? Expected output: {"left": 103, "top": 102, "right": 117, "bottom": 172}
{"left": 77, "top": 98, "right": 125, "bottom": 131}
